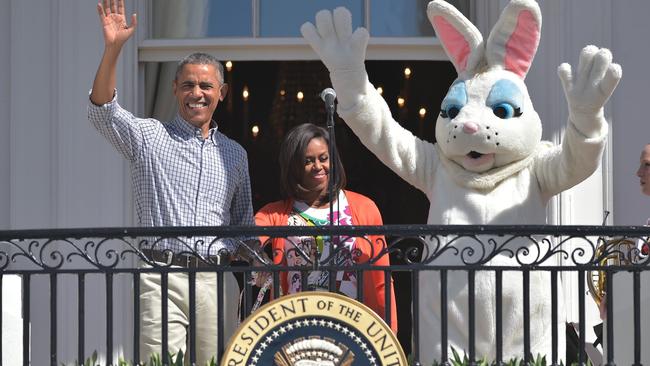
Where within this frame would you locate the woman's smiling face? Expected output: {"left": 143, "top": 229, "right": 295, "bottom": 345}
{"left": 301, "top": 137, "right": 330, "bottom": 195}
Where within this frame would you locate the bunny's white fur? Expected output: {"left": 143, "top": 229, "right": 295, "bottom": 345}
{"left": 301, "top": 0, "right": 621, "bottom": 363}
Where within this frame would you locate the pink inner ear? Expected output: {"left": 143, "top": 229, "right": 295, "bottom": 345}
{"left": 504, "top": 10, "right": 540, "bottom": 78}
{"left": 433, "top": 16, "right": 471, "bottom": 73}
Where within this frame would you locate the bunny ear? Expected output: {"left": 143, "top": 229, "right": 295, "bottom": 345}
{"left": 485, "top": 0, "right": 542, "bottom": 79}
{"left": 427, "top": 0, "right": 484, "bottom": 75}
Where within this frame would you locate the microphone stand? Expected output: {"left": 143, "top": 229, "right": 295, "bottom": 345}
{"left": 322, "top": 88, "right": 338, "bottom": 293}
{"left": 325, "top": 99, "right": 336, "bottom": 232}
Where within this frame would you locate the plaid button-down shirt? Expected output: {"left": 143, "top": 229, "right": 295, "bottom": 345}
{"left": 88, "top": 91, "right": 254, "bottom": 255}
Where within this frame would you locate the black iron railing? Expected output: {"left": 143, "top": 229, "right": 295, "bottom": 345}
{"left": 0, "top": 225, "right": 648, "bottom": 366}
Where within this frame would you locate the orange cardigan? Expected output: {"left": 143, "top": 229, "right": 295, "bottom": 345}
{"left": 255, "top": 190, "right": 398, "bottom": 334}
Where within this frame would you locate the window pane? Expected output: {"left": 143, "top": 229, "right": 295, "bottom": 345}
{"left": 206, "top": 1, "right": 252, "bottom": 37}
{"left": 149, "top": 0, "right": 470, "bottom": 39}
{"left": 259, "top": 0, "right": 363, "bottom": 37}
{"left": 151, "top": 0, "right": 252, "bottom": 38}
{"left": 370, "top": 0, "right": 469, "bottom": 37}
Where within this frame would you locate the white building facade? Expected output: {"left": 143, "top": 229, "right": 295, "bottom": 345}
{"left": 1, "top": 0, "right": 648, "bottom": 364}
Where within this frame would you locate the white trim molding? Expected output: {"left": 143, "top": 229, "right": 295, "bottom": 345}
{"left": 138, "top": 37, "right": 446, "bottom": 62}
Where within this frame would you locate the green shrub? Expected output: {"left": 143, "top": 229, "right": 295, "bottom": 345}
{"left": 408, "top": 347, "right": 591, "bottom": 366}
{"left": 61, "top": 349, "right": 217, "bottom": 366}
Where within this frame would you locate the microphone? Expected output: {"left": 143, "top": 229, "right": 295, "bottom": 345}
{"left": 320, "top": 88, "right": 336, "bottom": 110}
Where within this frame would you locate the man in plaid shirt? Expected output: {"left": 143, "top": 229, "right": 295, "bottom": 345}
{"left": 88, "top": 1, "right": 257, "bottom": 363}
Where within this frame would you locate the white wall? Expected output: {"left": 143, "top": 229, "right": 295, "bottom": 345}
{"left": 611, "top": 2, "right": 650, "bottom": 225}
{"left": 0, "top": 3, "right": 19, "bottom": 365}
{"left": 1, "top": 0, "right": 648, "bottom": 364}
{"left": 0, "top": 0, "right": 11, "bottom": 229}
{"left": 525, "top": 0, "right": 612, "bottom": 354}
{"left": 609, "top": 2, "right": 650, "bottom": 365}
{"left": 1, "top": 0, "right": 137, "bottom": 364}
{"left": 0, "top": 1, "right": 136, "bottom": 230}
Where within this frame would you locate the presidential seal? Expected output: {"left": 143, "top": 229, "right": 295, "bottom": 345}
{"left": 221, "top": 292, "right": 406, "bottom": 366}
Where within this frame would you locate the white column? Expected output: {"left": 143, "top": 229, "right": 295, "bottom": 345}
{"left": 0, "top": 0, "right": 10, "bottom": 229}
{"left": 7, "top": 0, "right": 137, "bottom": 364}
{"left": 2, "top": 275, "right": 22, "bottom": 366}
{"left": 0, "top": 4, "right": 19, "bottom": 365}
{"left": 608, "top": 2, "right": 650, "bottom": 364}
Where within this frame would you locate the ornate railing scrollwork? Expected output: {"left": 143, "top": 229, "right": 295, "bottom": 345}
{"left": 0, "top": 225, "right": 648, "bottom": 273}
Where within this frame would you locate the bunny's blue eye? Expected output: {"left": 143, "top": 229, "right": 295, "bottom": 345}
{"left": 486, "top": 79, "right": 524, "bottom": 119}
{"left": 491, "top": 102, "right": 522, "bottom": 119}
{"left": 440, "top": 81, "right": 467, "bottom": 120}
{"left": 440, "top": 105, "right": 461, "bottom": 119}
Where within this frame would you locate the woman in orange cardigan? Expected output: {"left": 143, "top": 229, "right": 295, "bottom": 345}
{"left": 255, "top": 123, "right": 397, "bottom": 334}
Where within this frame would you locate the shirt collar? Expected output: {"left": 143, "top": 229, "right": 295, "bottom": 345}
{"left": 171, "top": 114, "right": 219, "bottom": 145}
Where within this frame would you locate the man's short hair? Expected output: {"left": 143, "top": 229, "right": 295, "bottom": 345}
{"left": 175, "top": 52, "right": 225, "bottom": 84}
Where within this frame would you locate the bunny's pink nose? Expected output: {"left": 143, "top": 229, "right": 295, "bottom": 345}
{"left": 462, "top": 122, "right": 479, "bottom": 134}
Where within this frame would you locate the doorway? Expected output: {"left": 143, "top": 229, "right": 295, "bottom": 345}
{"left": 213, "top": 59, "right": 456, "bottom": 350}
{"left": 145, "top": 58, "right": 457, "bottom": 351}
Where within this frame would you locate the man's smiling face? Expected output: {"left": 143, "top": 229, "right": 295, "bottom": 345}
{"left": 173, "top": 63, "right": 226, "bottom": 130}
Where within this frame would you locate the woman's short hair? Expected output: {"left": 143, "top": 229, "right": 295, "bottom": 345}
{"left": 278, "top": 123, "right": 346, "bottom": 202}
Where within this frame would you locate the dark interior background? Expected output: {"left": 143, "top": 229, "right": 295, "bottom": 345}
{"left": 215, "top": 60, "right": 456, "bottom": 351}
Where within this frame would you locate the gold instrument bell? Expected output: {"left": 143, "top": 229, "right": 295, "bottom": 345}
{"left": 587, "top": 237, "right": 639, "bottom": 306}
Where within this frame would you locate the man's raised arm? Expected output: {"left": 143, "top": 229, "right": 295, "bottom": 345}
{"left": 90, "top": 0, "right": 137, "bottom": 105}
